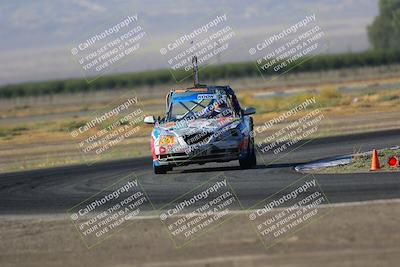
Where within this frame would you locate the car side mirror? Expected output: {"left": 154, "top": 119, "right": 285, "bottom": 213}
{"left": 242, "top": 107, "right": 256, "bottom": 116}
{"left": 144, "top": 116, "right": 155, "bottom": 124}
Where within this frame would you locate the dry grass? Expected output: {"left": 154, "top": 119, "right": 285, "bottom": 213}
{"left": 314, "top": 148, "right": 400, "bottom": 174}
{"left": 1, "top": 68, "right": 400, "bottom": 173}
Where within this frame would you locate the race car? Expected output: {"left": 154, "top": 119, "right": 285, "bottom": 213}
{"left": 144, "top": 85, "right": 257, "bottom": 174}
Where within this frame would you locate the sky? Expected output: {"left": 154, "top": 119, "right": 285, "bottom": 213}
{"left": 0, "top": 0, "right": 379, "bottom": 85}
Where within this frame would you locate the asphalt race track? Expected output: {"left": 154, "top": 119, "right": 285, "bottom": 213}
{"left": 1, "top": 129, "right": 399, "bottom": 215}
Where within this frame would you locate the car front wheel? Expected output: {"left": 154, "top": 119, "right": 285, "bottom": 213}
{"left": 239, "top": 119, "right": 256, "bottom": 169}
{"left": 154, "top": 165, "right": 168, "bottom": 174}
{"left": 239, "top": 128, "right": 256, "bottom": 169}
{"left": 239, "top": 145, "right": 256, "bottom": 169}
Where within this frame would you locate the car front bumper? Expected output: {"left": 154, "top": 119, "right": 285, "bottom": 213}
{"left": 154, "top": 140, "right": 241, "bottom": 166}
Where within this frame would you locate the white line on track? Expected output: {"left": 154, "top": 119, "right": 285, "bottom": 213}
{"left": 2, "top": 198, "right": 400, "bottom": 221}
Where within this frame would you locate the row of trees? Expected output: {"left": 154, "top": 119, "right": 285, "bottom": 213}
{"left": 368, "top": 0, "right": 400, "bottom": 49}
{"left": 1, "top": 49, "right": 400, "bottom": 98}
{"left": 1, "top": 0, "right": 398, "bottom": 99}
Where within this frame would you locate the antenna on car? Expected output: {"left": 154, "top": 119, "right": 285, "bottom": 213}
{"left": 192, "top": 56, "right": 200, "bottom": 87}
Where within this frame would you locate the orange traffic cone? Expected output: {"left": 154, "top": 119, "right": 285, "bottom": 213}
{"left": 370, "top": 149, "right": 380, "bottom": 171}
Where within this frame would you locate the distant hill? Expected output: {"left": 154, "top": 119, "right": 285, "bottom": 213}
{"left": 0, "top": 0, "right": 379, "bottom": 85}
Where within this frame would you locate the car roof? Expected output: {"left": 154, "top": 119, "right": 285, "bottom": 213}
{"left": 170, "top": 85, "right": 231, "bottom": 94}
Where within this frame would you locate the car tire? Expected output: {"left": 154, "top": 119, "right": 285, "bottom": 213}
{"left": 239, "top": 147, "right": 256, "bottom": 169}
{"left": 154, "top": 165, "right": 168, "bottom": 174}
{"left": 239, "top": 119, "right": 256, "bottom": 169}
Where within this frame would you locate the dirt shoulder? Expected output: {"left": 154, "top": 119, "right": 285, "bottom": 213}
{"left": 309, "top": 147, "right": 400, "bottom": 174}
{"left": 1, "top": 200, "right": 399, "bottom": 267}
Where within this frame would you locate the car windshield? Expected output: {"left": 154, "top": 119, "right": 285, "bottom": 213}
{"left": 167, "top": 90, "right": 235, "bottom": 121}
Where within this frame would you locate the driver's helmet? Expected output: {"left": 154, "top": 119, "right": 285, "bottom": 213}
{"left": 214, "top": 91, "right": 228, "bottom": 110}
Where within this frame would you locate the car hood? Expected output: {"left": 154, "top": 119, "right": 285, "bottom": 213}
{"left": 157, "top": 117, "right": 240, "bottom": 136}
